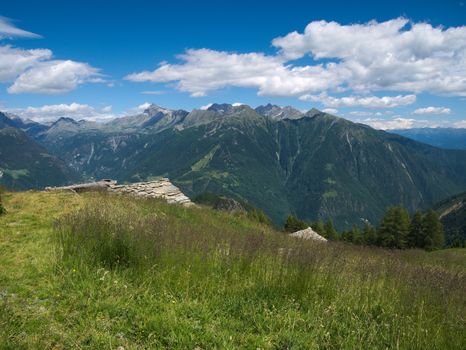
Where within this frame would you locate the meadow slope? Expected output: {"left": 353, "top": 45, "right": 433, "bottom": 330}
{"left": 0, "top": 191, "right": 465, "bottom": 349}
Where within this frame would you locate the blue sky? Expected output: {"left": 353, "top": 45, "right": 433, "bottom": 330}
{"left": 1, "top": 0, "right": 465, "bottom": 128}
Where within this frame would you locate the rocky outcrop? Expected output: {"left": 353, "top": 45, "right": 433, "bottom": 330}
{"left": 108, "top": 178, "right": 193, "bottom": 206}
{"left": 46, "top": 178, "right": 194, "bottom": 206}
{"left": 289, "top": 227, "right": 328, "bottom": 242}
{"left": 45, "top": 179, "right": 116, "bottom": 192}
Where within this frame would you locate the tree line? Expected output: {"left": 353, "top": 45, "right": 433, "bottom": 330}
{"left": 284, "top": 207, "right": 445, "bottom": 251}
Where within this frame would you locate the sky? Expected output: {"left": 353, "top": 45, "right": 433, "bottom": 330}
{"left": 0, "top": 0, "right": 466, "bottom": 129}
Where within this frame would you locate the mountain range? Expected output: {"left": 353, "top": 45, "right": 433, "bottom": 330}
{"left": 392, "top": 128, "right": 466, "bottom": 150}
{"left": 2, "top": 104, "right": 466, "bottom": 230}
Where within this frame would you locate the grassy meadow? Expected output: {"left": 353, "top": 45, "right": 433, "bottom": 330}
{"left": 0, "top": 191, "right": 465, "bottom": 349}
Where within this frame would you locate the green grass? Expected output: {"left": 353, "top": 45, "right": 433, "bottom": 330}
{"left": 1, "top": 192, "right": 465, "bottom": 349}
{"left": 191, "top": 145, "right": 220, "bottom": 171}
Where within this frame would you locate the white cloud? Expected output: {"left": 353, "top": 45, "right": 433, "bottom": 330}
{"left": 273, "top": 18, "right": 466, "bottom": 96}
{"left": 413, "top": 106, "right": 451, "bottom": 115}
{"left": 125, "top": 48, "right": 344, "bottom": 97}
{"left": 7, "top": 101, "right": 175, "bottom": 123}
{"left": 8, "top": 60, "right": 102, "bottom": 94}
{"left": 232, "top": 102, "right": 244, "bottom": 107}
{"left": 0, "top": 23, "right": 102, "bottom": 95}
{"left": 359, "top": 117, "right": 418, "bottom": 130}
{"left": 137, "top": 102, "right": 151, "bottom": 110}
{"left": 141, "top": 90, "right": 165, "bottom": 95}
{"left": 0, "top": 45, "right": 51, "bottom": 82}
{"left": 356, "top": 116, "right": 466, "bottom": 130}
{"left": 0, "top": 17, "right": 40, "bottom": 39}
{"left": 301, "top": 93, "right": 416, "bottom": 108}
{"left": 126, "top": 18, "right": 466, "bottom": 99}
{"left": 453, "top": 120, "right": 466, "bottom": 128}
{"left": 322, "top": 108, "right": 338, "bottom": 114}
{"left": 101, "top": 105, "right": 112, "bottom": 113}
{"left": 200, "top": 103, "right": 213, "bottom": 110}
{"left": 9, "top": 102, "right": 115, "bottom": 122}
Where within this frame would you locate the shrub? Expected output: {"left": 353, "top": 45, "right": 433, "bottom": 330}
{"left": 284, "top": 215, "right": 308, "bottom": 232}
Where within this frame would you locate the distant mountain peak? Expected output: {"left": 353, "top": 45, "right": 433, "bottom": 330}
{"left": 255, "top": 104, "right": 303, "bottom": 120}
{"left": 143, "top": 104, "right": 172, "bottom": 116}
{"left": 0, "top": 111, "right": 19, "bottom": 129}
{"left": 207, "top": 103, "right": 235, "bottom": 113}
{"left": 50, "top": 117, "right": 79, "bottom": 127}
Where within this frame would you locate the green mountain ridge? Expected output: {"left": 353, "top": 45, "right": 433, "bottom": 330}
{"left": 125, "top": 110, "right": 466, "bottom": 228}
{"left": 4, "top": 105, "right": 466, "bottom": 228}
{"left": 0, "top": 124, "right": 79, "bottom": 190}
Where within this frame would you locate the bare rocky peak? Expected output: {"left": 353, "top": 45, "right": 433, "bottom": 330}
{"left": 255, "top": 103, "right": 304, "bottom": 120}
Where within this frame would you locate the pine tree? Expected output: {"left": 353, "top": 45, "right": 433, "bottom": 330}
{"left": 312, "top": 220, "right": 326, "bottom": 237}
{"left": 362, "top": 222, "right": 377, "bottom": 245}
{"left": 324, "top": 219, "right": 338, "bottom": 241}
{"left": 377, "top": 207, "right": 410, "bottom": 249}
{"left": 284, "top": 215, "right": 308, "bottom": 233}
{"left": 350, "top": 224, "right": 362, "bottom": 244}
{"left": 422, "top": 209, "right": 444, "bottom": 251}
{"left": 407, "top": 211, "right": 424, "bottom": 248}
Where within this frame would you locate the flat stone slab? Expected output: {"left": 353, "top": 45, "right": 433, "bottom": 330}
{"left": 46, "top": 178, "right": 194, "bottom": 207}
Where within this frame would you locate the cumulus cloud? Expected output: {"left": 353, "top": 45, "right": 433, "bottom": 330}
{"left": 122, "top": 102, "right": 153, "bottom": 115}
{"left": 0, "top": 24, "right": 102, "bottom": 94}
{"left": 125, "top": 48, "right": 344, "bottom": 97}
{"left": 453, "top": 120, "right": 466, "bottom": 128}
{"left": 0, "top": 16, "right": 40, "bottom": 39}
{"left": 8, "top": 60, "right": 102, "bottom": 94}
{"left": 300, "top": 93, "right": 416, "bottom": 108}
{"left": 8, "top": 102, "right": 117, "bottom": 122}
{"left": 322, "top": 108, "right": 338, "bottom": 114}
{"left": 413, "top": 106, "right": 451, "bottom": 115}
{"left": 0, "top": 45, "right": 51, "bottom": 82}
{"left": 273, "top": 18, "right": 466, "bottom": 96}
{"left": 359, "top": 117, "right": 418, "bottom": 130}
{"left": 200, "top": 103, "right": 213, "bottom": 110}
{"left": 125, "top": 18, "right": 466, "bottom": 99}
{"left": 356, "top": 116, "right": 466, "bottom": 130}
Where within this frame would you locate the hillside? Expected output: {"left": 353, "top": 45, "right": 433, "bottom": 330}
{"left": 0, "top": 126, "right": 79, "bottom": 190}
{"left": 434, "top": 191, "right": 466, "bottom": 245}
{"left": 0, "top": 191, "right": 465, "bottom": 348}
{"left": 10, "top": 105, "right": 466, "bottom": 228}
{"left": 122, "top": 108, "right": 466, "bottom": 228}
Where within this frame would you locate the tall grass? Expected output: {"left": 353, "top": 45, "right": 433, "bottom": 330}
{"left": 54, "top": 194, "right": 466, "bottom": 349}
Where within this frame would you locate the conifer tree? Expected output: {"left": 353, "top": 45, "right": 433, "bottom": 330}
{"left": 324, "top": 219, "right": 338, "bottom": 240}
{"left": 377, "top": 207, "right": 410, "bottom": 249}
{"left": 312, "top": 220, "right": 326, "bottom": 237}
{"left": 422, "top": 209, "right": 444, "bottom": 251}
{"left": 362, "top": 222, "right": 377, "bottom": 245}
{"left": 407, "top": 211, "right": 424, "bottom": 248}
{"left": 284, "top": 215, "right": 307, "bottom": 233}
{"left": 350, "top": 224, "right": 362, "bottom": 244}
